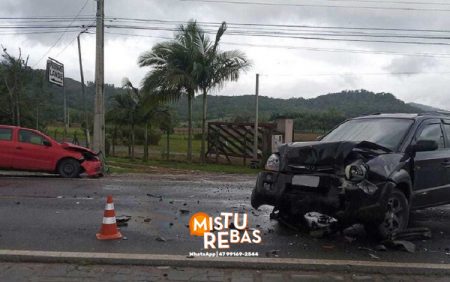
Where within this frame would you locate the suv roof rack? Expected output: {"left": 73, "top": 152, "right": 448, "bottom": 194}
{"left": 361, "top": 112, "right": 381, "bottom": 116}
{"left": 418, "top": 111, "right": 450, "bottom": 116}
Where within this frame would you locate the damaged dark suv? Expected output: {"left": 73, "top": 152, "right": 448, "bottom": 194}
{"left": 251, "top": 113, "right": 450, "bottom": 238}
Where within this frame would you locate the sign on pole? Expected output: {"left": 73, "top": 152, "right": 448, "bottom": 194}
{"left": 46, "top": 57, "right": 67, "bottom": 139}
{"left": 46, "top": 58, "right": 64, "bottom": 87}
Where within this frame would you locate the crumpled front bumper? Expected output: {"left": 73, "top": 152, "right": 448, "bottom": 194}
{"left": 251, "top": 171, "right": 393, "bottom": 225}
{"left": 80, "top": 159, "right": 103, "bottom": 177}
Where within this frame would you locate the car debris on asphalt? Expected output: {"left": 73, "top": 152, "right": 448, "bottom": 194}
{"left": 146, "top": 193, "right": 162, "bottom": 199}
{"left": 116, "top": 215, "right": 132, "bottom": 227}
{"left": 156, "top": 236, "right": 167, "bottom": 242}
{"left": 179, "top": 209, "right": 190, "bottom": 215}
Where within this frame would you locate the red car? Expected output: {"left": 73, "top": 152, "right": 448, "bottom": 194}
{"left": 0, "top": 125, "right": 102, "bottom": 178}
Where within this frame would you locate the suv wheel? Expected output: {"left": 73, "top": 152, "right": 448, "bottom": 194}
{"left": 367, "top": 188, "right": 409, "bottom": 239}
{"left": 58, "top": 158, "right": 81, "bottom": 178}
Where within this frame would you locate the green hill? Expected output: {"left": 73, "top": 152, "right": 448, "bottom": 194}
{"left": 173, "top": 89, "right": 421, "bottom": 123}
{"left": 0, "top": 67, "right": 424, "bottom": 131}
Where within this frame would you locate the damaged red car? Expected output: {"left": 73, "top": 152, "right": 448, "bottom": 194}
{"left": 0, "top": 125, "right": 102, "bottom": 178}
{"left": 252, "top": 113, "right": 450, "bottom": 239}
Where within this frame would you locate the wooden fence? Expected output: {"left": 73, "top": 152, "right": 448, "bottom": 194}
{"left": 206, "top": 122, "right": 276, "bottom": 164}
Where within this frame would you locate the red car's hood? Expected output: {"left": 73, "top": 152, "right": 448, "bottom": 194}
{"left": 61, "top": 142, "right": 97, "bottom": 155}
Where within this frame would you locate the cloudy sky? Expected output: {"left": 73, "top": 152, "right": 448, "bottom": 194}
{"left": 2, "top": 0, "right": 450, "bottom": 109}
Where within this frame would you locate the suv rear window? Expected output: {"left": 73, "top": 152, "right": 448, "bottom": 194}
{"left": 0, "top": 128, "right": 12, "bottom": 141}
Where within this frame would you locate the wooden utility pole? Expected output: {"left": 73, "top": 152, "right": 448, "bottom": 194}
{"left": 253, "top": 73, "right": 259, "bottom": 161}
{"left": 77, "top": 31, "right": 90, "bottom": 148}
{"left": 63, "top": 84, "right": 67, "bottom": 140}
{"left": 93, "top": 0, "right": 105, "bottom": 153}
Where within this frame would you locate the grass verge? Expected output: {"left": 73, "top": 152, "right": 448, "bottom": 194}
{"left": 106, "top": 157, "right": 259, "bottom": 175}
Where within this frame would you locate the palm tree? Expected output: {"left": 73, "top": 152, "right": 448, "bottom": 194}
{"left": 138, "top": 37, "right": 197, "bottom": 161}
{"left": 177, "top": 21, "right": 251, "bottom": 162}
{"left": 122, "top": 78, "right": 141, "bottom": 160}
{"left": 139, "top": 20, "right": 250, "bottom": 163}
{"left": 107, "top": 92, "right": 137, "bottom": 159}
{"left": 137, "top": 91, "right": 171, "bottom": 162}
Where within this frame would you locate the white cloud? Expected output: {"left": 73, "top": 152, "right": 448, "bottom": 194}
{"left": 2, "top": 0, "right": 450, "bottom": 109}
{"left": 384, "top": 56, "right": 438, "bottom": 76}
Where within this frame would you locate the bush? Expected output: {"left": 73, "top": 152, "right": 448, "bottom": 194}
{"left": 148, "top": 130, "right": 162, "bottom": 145}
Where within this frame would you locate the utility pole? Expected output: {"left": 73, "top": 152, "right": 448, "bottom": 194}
{"left": 63, "top": 84, "right": 67, "bottom": 140}
{"left": 253, "top": 73, "right": 259, "bottom": 162}
{"left": 77, "top": 30, "right": 90, "bottom": 148}
{"left": 93, "top": 0, "right": 105, "bottom": 153}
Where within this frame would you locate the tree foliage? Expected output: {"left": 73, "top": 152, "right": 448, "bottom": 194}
{"left": 0, "top": 47, "right": 30, "bottom": 126}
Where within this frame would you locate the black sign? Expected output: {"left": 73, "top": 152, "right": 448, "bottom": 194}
{"left": 46, "top": 58, "right": 64, "bottom": 87}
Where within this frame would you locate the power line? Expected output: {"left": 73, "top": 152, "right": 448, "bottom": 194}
{"left": 0, "top": 25, "right": 92, "bottom": 29}
{"left": 104, "top": 23, "right": 450, "bottom": 41}
{"left": 104, "top": 24, "right": 450, "bottom": 46}
{"left": 326, "top": 0, "right": 450, "bottom": 6}
{"left": 6, "top": 16, "right": 450, "bottom": 35}
{"left": 54, "top": 23, "right": 95, "bottom": 58}
{"left": 104, "top": 17, "right": 450, "bottom": 35}
{"left": 0, "top": 16, "right": 95, "bottom": 20}
{"left": 0, "top": 30, "right": 83, "bottom": 35}
{"left": 266, "top": 71, "right": 450, "bottom": 77}
{"left": 31, "top": 0, "right": 91, "bottom": 68}
{"left": 179, "top": 0, "right": 450, "bottom": 12}
{"left": 103, "top": 31, "right": 450, "bottom": 59}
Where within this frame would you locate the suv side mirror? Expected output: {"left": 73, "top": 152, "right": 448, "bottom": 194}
{"left": 411, "top": 140, "right": 438, "bottom": 152}
{"left": 43, "top": 140, "right": 52, "bottom": 147}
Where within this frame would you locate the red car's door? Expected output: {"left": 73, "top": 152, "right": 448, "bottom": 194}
{"left": 0, "top": 127, "right": 15, "bottom": 169}
{"left": 12, "top": 129, "right": 55, "bottom": 171}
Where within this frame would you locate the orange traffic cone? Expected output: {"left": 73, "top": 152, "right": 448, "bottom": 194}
{"left": 96, "top": 195, "right": 123, "bottom": 240}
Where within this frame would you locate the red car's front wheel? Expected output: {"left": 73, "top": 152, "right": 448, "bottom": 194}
{"left": 58, "top": 158, "right": 81, "bottom": 178}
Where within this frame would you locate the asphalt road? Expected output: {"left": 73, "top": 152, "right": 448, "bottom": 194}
{"left": 2, "top": 262, "right": 447, "bottom": 281}
{"left": 0, "top": 172, "right": 450, "bottom": 265}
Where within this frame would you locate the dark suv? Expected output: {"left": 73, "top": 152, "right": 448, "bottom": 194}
{"left": 251, "top": 113, "right": 450, "bottom": 238}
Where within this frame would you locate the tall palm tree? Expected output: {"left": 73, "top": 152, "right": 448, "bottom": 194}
{"left": 177, "top": 21, "right": 251, "bottom": 162}
{"left": 139, "top": 20, "right": 250, "bottom": 163}
{"left": 138, "top": 38, "right": 197, "bottom": 161}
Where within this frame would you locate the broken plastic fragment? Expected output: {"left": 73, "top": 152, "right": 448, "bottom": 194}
{"left": 304, "top": 212, "right": 337, "bottom": 230}
{"left": 384, "top": 240, "right": 416, "bottom": 253}
{"left": 146, "top": 193, "right": 162, "bottom": 199}
{"left": 117, "top": 215, "right": 132, "bottom": 227}
{"left": 392, "top": 227, "right": 432, "bottom": 241}
{"left": 369, "top": 253, "right": 380, "bottom": 259}
{"left": 179, "top": 209, "right": 190, "bottom": 215}
{"left": 156, "top": 236, "right": 167, "bottom": 242}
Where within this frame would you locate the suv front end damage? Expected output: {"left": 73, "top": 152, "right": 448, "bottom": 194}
{"left": 251, "top": 141, "right": 405, "bottom": 229}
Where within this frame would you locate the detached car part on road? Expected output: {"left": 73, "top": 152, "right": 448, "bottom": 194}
{"left": 252, "top": 113, "right": 450, "bottom": 239}
{"left": 0, "top": 125, "right": 102, "bottom": 178}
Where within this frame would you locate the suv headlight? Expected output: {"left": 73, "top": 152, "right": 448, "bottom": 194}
{"left": 265, "top": 154, "right": 280, "bottom": 171}
{"left": 345, "top": 160, "right": 367, "bottom": 182}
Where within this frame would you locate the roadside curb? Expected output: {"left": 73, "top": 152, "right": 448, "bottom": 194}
{"left": 0, "top": 250, "right": 449, "bottom": 275}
